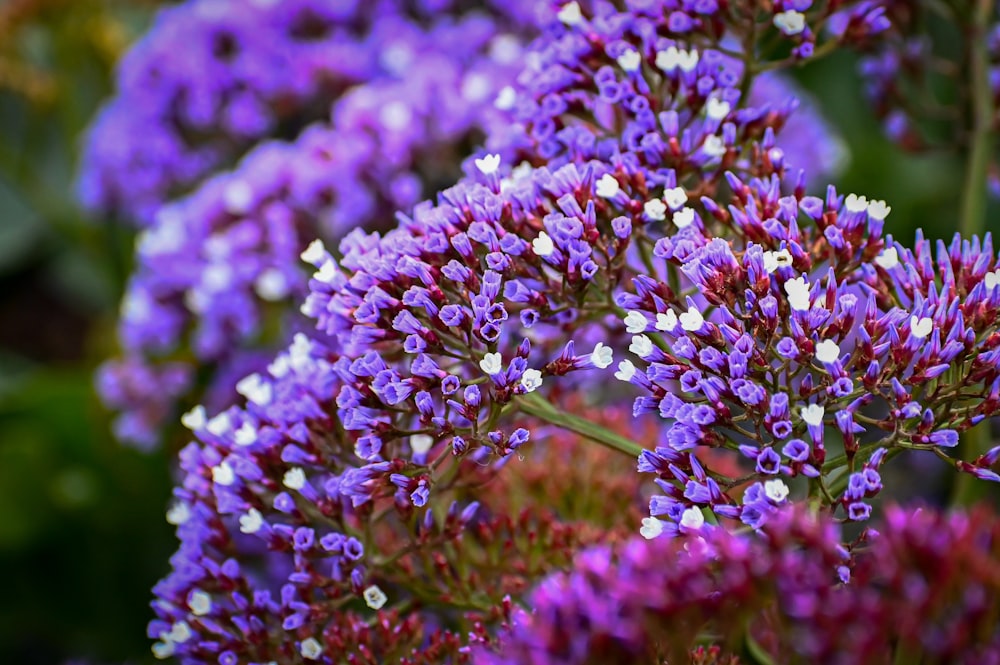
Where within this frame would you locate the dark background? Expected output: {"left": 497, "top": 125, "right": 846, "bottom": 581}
{"left": 0, "top": 2, "right": 996, "bottom": 664}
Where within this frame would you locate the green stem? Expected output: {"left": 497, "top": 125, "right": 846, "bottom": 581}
{"left": 517, "top": 392, "right": 646, "bottom": 458}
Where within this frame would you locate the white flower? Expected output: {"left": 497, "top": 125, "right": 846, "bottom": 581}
{"left": 234, "top": 422, "right": 258, "bottom": 447}
{"left": 206, "top": 411, "right": 232, "bottom": 436}
{"left": 557, "top": 1, "right": 583, "bottom": 25}
{"left": 702, "top": 135, "right": 726, "bottom": 158}
{"left": 410, "top": 434, "right": 434, "bottom": 455}
{"left": 866, "top": 199, "right": 891, "bottom": 220}
{"left": 300, "top": 238, "right": 327, "bottom": 265}
{"left": 680, "top": 506, "right": 705, "bottom": 530}
{"left": 223, "top": 179, "right": 253, "bottom": 215}
{"left": 985, "top": 269, "right": 1000, "bottom": 290}
{"left": 815, "top": 339, "right": 841, "bottom": 364}
{"left": 181, "top": 405, "right": 206, "bottom": 431}
{"left": 644, "top": 198, "right": 667, "bottom": 220}
{"left": 677, "top": 48, "right": 699, "bottom": 72}
{"left": 166, "top": 502, "right": 190, "bottom": 526}
{"left": 910, "top": 315, "right": 933, "bottom": 339}
{"left": 763, "top": 249, "right": 793, "bottom": 273}
{"left": 494, "top": 85, "right": 516, "bottom": 110}
{"left": 656, "top": 310, "right": 678, "bottom": 332}
{"left": 151, "top": 641, "right": 175, "bottom": 659}
{"left": 283, "top": 467, "right": 306, "bottom": 491}
{"left": 188, "top": 590, "right": 212, "bottom": 616}
{"left": 614, "top": 359, "right": 636, "bottom": 382}
{"left": 474, "top": 153, "right": 501, "bottom": 175}
{"left": 167, "top": 621, "right": 192, "bottom": 644}
{"left": 623, "top": 310, "right": 648, "bottom": 333}
{"left": 520, "top": 368, "right": 543, "bottom": 392}
{"left": 532, "top": 231, "right": 555, "bottom": 257}
{"left": 300, "top": 637, "right": 323, "bottom": 660}
{"left": 874, "top": 246, "right": 899, "bottom": 269}
{"left": 663, "top": 186, "right": 687, "bottom": 210}
{"left": 773, "top": 10, "right": 806, "bottom": 35}
{"left": 239, "top": 508, "right": 264, "bottom": 534}
{"left": 655, "top": 46, "right": 679, "bottom": 71}
{"left": 705, "top": 96, "right": 730, "bottom": 120}
{"left": 590, "top": 342, "right": 614, "bottom": 369}
{"left": 800, "top": 404, "right": 825, "bottom": 427}
{"left": 212, "top": 461, "right": 235, "bottom": 486}
{"left": 255, "top": 268, "right": 289, "bottom": 300}
{"left": 784, "top": 276, "right": 811, "bottom": 311}
{"left": 673, "top": 207, "right": 696, "bottom": 229}
{"left": 314, "top": 259, "right": 339, "bottom": 284}
{"left": 640, "top": 516, "right": 664, "bottom": 539}
{"left": 364, "top": 585, "right": 388, "bottom": 610}
{"left": 479, "top": 352, "right": 503, "bottom": 375}
{"left": 844, "top": 193, "right": 869, "bottom": 213}
{"left": 679, "top": 306, "right": 704, "bottom": 332}
{"left": 764, "top": 479, "right": 790, "bottom": 503}
{"left": 617, "top": 49, "right": 641, "bottom": 72}
{"left": 596, "top": 173, "right": 620, "bottom": 198}
{"left": 236, "top": 373, "right": 272, "bottom": 406}
{"left": 629, "top": 334, "right": 654, "bottom": 358}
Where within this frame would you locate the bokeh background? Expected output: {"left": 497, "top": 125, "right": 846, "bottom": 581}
{"left": 0, "top": 1, "right": 996, "bottom": 664}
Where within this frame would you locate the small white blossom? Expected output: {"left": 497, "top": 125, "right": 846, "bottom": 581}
{"left": 874, "top": 246, "right": 899, "bottom": 269}
{"left": 364, "top": 585, "right": 388, "bottom": 610}
{"left": 623, "top": 310, "right": 648, "bottom": 333}
{"left": 663, "top": 186, "right": 687, "bottom": 210}
{"left": 677, "top": 48, "right": 699, "bottom": 72}
{"left": 656, "top": 310, "right": 678, "bottom": 332}
{"left": 763, "top": 249, "right": 793, "bottom": 273}
{"left": 655, "top": 47, "right": 680, "bottom": 71}
{"left": 773, "top": 10, "right": 806, "bottom": 35}
{"left": 255, "top": 268, "right": 289, "bottom": 300}
{"left": 673, "top": 207, "right": 696, "bottom": 229}
{"left": 680, "top": 506, "right": 705, "bottom": 530}
{"left": 520, "top": 368, "right": 543, "bottom": 392}
{"left": 784, "top": 276, "right": 811, "bottom": 311}
{"left": 679, "top": 306, "right": 704, "bottom": 332}
{"left": 314, "top": 259, "right": 339, "bottom": 284}
{"left": 557, "top": 1, "right": 583, "bottom": 25}
{"left": 640, "top": 516, "right": 664, "bottom": 539}
{"left": 867, "top": 199, "right": 891, "bottom": 220}
{"left": 283, "top": 467, "right": 306, "bottom": 491}
{"left": 167, "top": 621, "right": 192, "bottom": 644}
{"left": 596, "top": 173, "right": 621, "bottom": 198}
{"left": 617, "top": 49, "right": 641, "bottom": 72}
{"left": 702, "top": 135, "right": 726, "bottom": 157}
{"left": 234, "top": 421, "right": 257, "bottom": 447}
{"left": 236, "top": 373, "right": 272, "bottom": 406}
{"left": 181, "top": 405, "right": 206, "bottom": 431}
{"left": 532, "top": 231, "right": 555, "bottom": 257}
{"left": 644, "top": 198, "right": 667, "bottom": 220}
{"left": 705, "top": 96, "right": 731, "bottom": 120}
{"left": 410, "top": 434, "right": 434, "bottom": 455}
{"left": 494, "top": 85, "right": 517, "bottom": 110}
{"left": 614, "top": 359, "right": 636, "bottom": 382}
{"left": 764, "top": 479, "right": 790, "bottom": 503}
{"left": 188, "top": 590, "right": 212, "bottom": 616}
{"left": 239, "top": 508, "right": 264, "bottom": 534}
{"left": 844, "top": 193, "right": 869, "bottom": 213}
{"left": 480, "top": 352, "right": 503, "bottom": 375}
{"left": 151, "top": 641, "right": 176, "bottom": 659}
{"left": 206, "top": 411, "right": 232, "bottom": 436}
{"left": 985, "top": 269, "right": 1000, "bottom": 290}
{"left": 910, "top": 315, "right": 933, "bottom": 339}
{"left": 300, "top": 637, "right": 323, "bottom": 660}
{"left": 815, "top": 339, "right": 841, "bottom": 364}
{"left": 801, "top": 404, "right": 825, "bottom": 427}
{"left": 630, "top": 334, "right": 654, "bottom": 358}
{"left": 166, "top": 502, "right": 190, "bottom": 526}
{"left": 590, "top": 342, "right": 614, "bottom": 369}
{"left": 223, "top": 179, "right": 253, "bottom": 215}
{"left": 300, "top": 238, "right": 327, "bottom": 265}
{"left": 212, "top": 461, "right": 235, "bottom": 486}
{"left": 474, "top": 153, "right": 501, "bottom": 175}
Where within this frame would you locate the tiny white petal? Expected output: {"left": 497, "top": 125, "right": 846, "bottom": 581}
{"left": 814, "top": 339, "right": 841, "bottom": 365}
{"left": 985, "top": 269, "right": 1000, "bottom": 290}
{"left": 680, "top": 506, "right": 705, "bottom": 530}
{"left": 866, "top": 199, "right": 891, "bottom": 220}
{"left": 239, "top": 508, "right": 264, "bottom": 534}
{"left": 773, "top": 10, "right": 806, "bottom": 35}
{"left": 629, "top": 334, "right": 654, "bottom": 358}
{"left": 677, "top": 49, "right": 700, "bottom": 72}
{"left": 223, "top": 179, "right": 253, "bottom": 215}
{"left": 557, "top": 1, "right": 583, "bottom": 25}
{"left": 701, "top": 135, "right": 726, "bottom": 157}
{"left": 188, "top": 590, "right": 212, "bottom": 616}
{"left": 410, "top": 434, "right": 434, "bottom": 455}
{"left": 168, "top": 621, "right": 192, "bottom": 644}
{"left": 764, "top": 479, "right": 790, "bottom": 503}
{"left": 236, "top": 373, "right": 272, "bottom": 406}
{"left": 763, "top": 249, "right": 793, "bottom": 274}
{"left": 181, "top": 405, "right": 207, "bottom": 431}
{"left": 596, "top": 173, "right": 621, "bottom": 198}
{"left": 801, "top": 404, "right": 825, "bottom": 427}
{"left": 494, "top": 85, "right": 517, "bottom": 110}
{"left": 705, "top": 96, "right": 731, "bottom": 120}
{"left": 300, "top": 637, "right": 323, "bottom": 660}
{"left": 234, "top": 421, "right": 258, "bottom": 447}
{"left": 590, "top": 342, "right": 614, "bottom": 369}
{"left": 212, "top": 462, "right": 235, "bottom": 486}
{"left": 614, "top": 359, "right": 636, "bottom": 382}
{"left": 206, "top": 412, "right": 232, "bottom": 436}
{"left": 166, "top": 502, "right": 190, "bottom": 526}
{"left": 655, "top": 310, "right": 678, "bottom": 332}
{"left": 479, "top": 352, "right": 503, "bottom": 375}
{"left": 874, "top": 246, "right": 899, "bottom": 269}
{"left": 640, "top": 516, "right": 664, "bottom": 539}
{"left": 315, "top": 259, "right": 339, "bottom": 284}
{"left": 255, "top": 268, "right": 289, "bottom": 301}
{"left": 520, "top": 368, "right": 543, "bottom": 392}
{"left": 300, "top": 239, "right": 327, "bottom": 265}
{"left": 654, "top": 47, "right": 680, "bottom": 71}
{"left": 784, "top": 276, "right": 811, "bottom": 311}
{"left": 532, "top": 232, "right": 555, "bottom": 257}
{"left": 673, "top": 207, "right": 696, "bottom": 229}
{"left": 152, "top": 641, "right": 176, "bottom": 659}
{"left": 617, "top": 49, "right": 641, "bottom": 72}
{"left": 474, "top": 153, "right": 501, "bottom": 175}
{"left": 679, "top": 307, "right": 704, "bottom": 332}
{"left": 283, "top": 467, "right": 306, "bottom": 491}
{"left": 644, "top": 198, "right": 667, "bottom": 221}
{"left": 663, "top": 187, "right": 687, "bottom": 210}
{"left": 364, "top": 585, "right": 388, "bottom": 610}
{"left": 844, "top": 193, "right": 869, "bottom": 213}
{"left": 910, "top": 316, "right": 933, "bottom": 339}
{"left": 623, "top": 310, "right": 648, "bottom": 334}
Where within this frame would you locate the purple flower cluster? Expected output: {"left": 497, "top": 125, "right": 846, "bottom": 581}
{"left": 477, "top": 505, "right": 1000, "bottom": 665}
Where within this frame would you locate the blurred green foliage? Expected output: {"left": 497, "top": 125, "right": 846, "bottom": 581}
{"left": 0, "top": 2, "right": 997, "bottom": 664}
